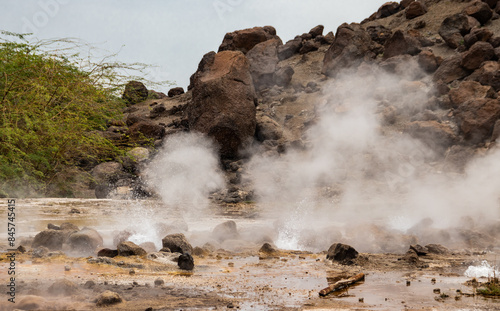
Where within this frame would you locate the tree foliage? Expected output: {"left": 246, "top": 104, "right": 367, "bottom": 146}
{"left": 0, "top": 31, "right": 158, "bottom": 196}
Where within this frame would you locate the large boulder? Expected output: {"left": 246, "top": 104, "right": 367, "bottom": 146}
{"left": 438, "top": 13, "right": 472, "bottom": 49}
{"left": 465, "top": 61, "right": 500, "bottom": 91}
{"left": 455, "top": 98, "right": 500, "bottom": 142}
{"left": 463, "top": 0, "right": 493, "bottom": 25}
{"left": 178, "top": 253, "right": 194, "bottom": 270}
{"left": 326, "top": 243, "right": 359, "bottom": 263}
{"left": 255, "top": 113, "right": 283, "bottom": 142}
{"left": 461, "top": 41, "right": 494, "bottom": 71}
{"left": 383, "top": 30, "right": 421, "bottom": 59}
{"left": 406, "top": 121, "right": 457, "bottom": 151}
{"left": 309, "top": 25, "right": 324, "bottom": 38}
{"left": 274, "top": 65, "right": 294, "bottom": 87}
{"left": 464, "top": 27, "right": 493, "bottom": 48}
{"left": 405, "top": 1, "right": 427, "bottom": 19}
{"left": 449, "top": 81, "right": 496, "bottom": 108}
{"left": 246, "top": 38, "right": 282, "bottom": 90}
{"left": 117, "top": 241, "right": 146, "bottom": 257}
{"left": 376, "top": 2, "right": 400, "bottom": 19}
{"left": 218, "top": 26, "right": 278, "bottom": 54}
{"left": 433, "top": 54, "right": 469, "bottom": 83}
{"left": 188, "top": 51, "right": 257, "bottom": 158}
{"left": 212, "top": 220, "right": 239, "bottom": 242}
{"left": 277, "top": 38, "right": 302, "bottom": 61}
{"left": 96, "top": 291, "right": 122, "bottom": 307}
{"left": 161, "top": 233, "right": 193, "bottom": 254}
{"left": 167, "top": 87, "right": 184, "bottom": 97}
{"left": 66, "top": 227, "right": 103, "bottom": 254}
{"left": 32, "top": 230, "right": 66, "bottom": 250}
{"left": 48, "top": 279, "right": 79, "bottom": 296}
{"left": 126, "top": 120, "right": 165, "bottom": 140}
{"left": 322, "top": 23, "right": 379, "bottom": 76}
{"left": 91, "top": 162, "right": 124, "bottom": 185}
{"left": 122, "top": 81, "right": 148, "bottom": 106}
{"left": 417, "top": 50, "right": 439, "bottom": 73}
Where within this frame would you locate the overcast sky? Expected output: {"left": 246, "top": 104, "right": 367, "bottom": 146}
{"left": 1, "top": 0, "right": 389, "bottom": 91}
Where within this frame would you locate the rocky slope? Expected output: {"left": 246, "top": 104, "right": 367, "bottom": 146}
{"left": 90, "top": 0, "right": 500, "bottom": 202}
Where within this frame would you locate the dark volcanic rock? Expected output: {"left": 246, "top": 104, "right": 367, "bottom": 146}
{"left": 218, "top": 26, "right": 278, "bottom": 54}
{"left": 322, "top": 23, "right": 379, "bottom": 76}
{"left": 425, "top": 243, "right": 450, "bottom": 254}
{"left": 299, "top": 40, "right": 320, "bottom": 54}
{"left": 122, "top": 81, "right": 148, "bottom": 106}
{"left": 32, "top": 230, "right": 65, "bottom": 250}
{"left": 434, "top": 54, "right": 469, "bottom": 84}
{"left": 278, "top": 38, "right": 302, "bottom": 60}
{"left": 456, "top": 98, "right": 500, "bottom": 142}
{"left": 466, "top": 61, "right": 500, "bottom": 91}
{"left": 376, "top": 2, "right": 400, "bottom": 19}
{"left": 167, "top": 87, "right": 184, "bottom": 97}
{"left": 178, "top": 253, "right": 195, "bottom": 270}
{"left": 461, "top": 41, "right": 494, "bottom": 71}
{"left": 188, "top": 50, "right": 256, "bottom": 158}
{"left": 326, "top": 243, "right": 359, "bottom": 263}
{"left": 463, "top": 0, "right": 493, "bottom": 25}
{"left": 406, "top": 121, "right": 457, "bottom": 151}
{"left": 405, "top": 1, "right": 427, "bottom": 19}
{"left": 366, "top": 25, "right": 393, "bottom": 45}
{"left": 383, "top": 30, "right": 421, "bottom": 59}
{"left": 117, "top": 241, "right": 147, "bottom": 256}
{"left": 246, "top": 38, "right": 282, "bottom": 90}
{"left": 127, "top": 121, "right": 165, "bottom": 140}
{"left": 274, "top": 65, "right": 294, "bottom": 87}
{"left": 410, "top": 244, "right": 429, "bottom": 256}
{"left": 418, "top": 50, "right": 439, "bottom": 73}
{"left": 162, "top": 233, "right": 193, "bottom": 254}
{"left": 97, "top": 248, "right": 119, "bottom": 258}
{"left": 449, "top": 81, "right": 496, "bottom": 108}
{"left": 259, "top": 242, "right": 278, "bottom": 254}
{"left": 256, "top": 113, "right": 283, "bottom": 142}
{"left": 464, "top": 27, "right": 493, "bottom": 48}
{"left": 438, "top": 13, "right": 472, "bottom": 49}
{"left": 309, "top": 25, "right": 324, "bottom": 38}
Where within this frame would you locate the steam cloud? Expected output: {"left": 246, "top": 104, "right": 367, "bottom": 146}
{"left": 245, "top": 63, "right": 500, "bottom": 253}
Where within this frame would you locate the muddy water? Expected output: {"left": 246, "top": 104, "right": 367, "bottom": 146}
{"left": 1, "top": 198, "right": 499, "bottom": 310}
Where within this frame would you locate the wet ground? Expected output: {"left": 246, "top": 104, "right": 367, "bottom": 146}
{"left": 0, "top": 199, "right": 499, "bottom": 310}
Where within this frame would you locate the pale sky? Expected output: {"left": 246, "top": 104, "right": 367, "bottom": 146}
{"left": 1, "top": 0, "right": 389, "bottom": 91}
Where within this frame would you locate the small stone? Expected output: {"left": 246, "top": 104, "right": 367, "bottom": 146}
{"left": 129, "top": 269, "right": 135, "bottom": 275}
{"left": 154, "top": 278, "right": 164, "bottom": 287}
{"left": 64, "top": 265, "right": 71, "bottom": 271}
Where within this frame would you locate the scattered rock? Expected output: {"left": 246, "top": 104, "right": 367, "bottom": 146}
{"left": 278, "top": 38, "right": 302, "bottom": 60}
{"left": 455, "top": 98, "right": 500, "bottom": 142}
{"left": 255, "top": 113, "right": 283, "bottom": 142}
{"left": 66, "top": 227, "right": 103, "bottom": 254}
{"left": 449, "top": 81, "right": 496, "bottom": 108}
{"left": 154, "top": 278, "right": 164, "bottom": 287}
{"left": 438, "top": 13, "right": 472, "bottom": 49}
{"left": 463, "top": 0, "right": 493, "bottom": 25}
{"left": 383, "top": 30, "right": 421, "bottom": 59}
{"left": 178, "top": 253, "right": 195, "bottom": 270}
{"left": 299, "top": 40, "right": 320, "bottom": 54}
{"left": 405, "top": 1, "right": 427, "bottom": 19}
{"left": 189, "top": 50, "right": 256, "bottom": 158}
{"left": 465, "top": 61, "right": 500, "bottom": 91}
{"left": 326, "top": 243, "right": 359, "bottom": 263}
{"left": 259, "top": 242, "right": 278, "bottom": 254}
{"left": 433, "top": 54, "right": 469, "bottom": 84}
{"left": 464, "top": 27, "right": 493, "bottom": 48}
{"left": 127, "top": 120, "right": 165, "bottom": 140}
{"left": 122, "top": 81, "right": 148, "bottom": 106}
{"left": 406, "top": 121, "right": 457, "bottom": 151}
{"left": 418, "top": 50, "right": 439, "bottom": 73}
{"left": 117, "top": 241, "right": 147, "bottom": 256}
{"left": 461, "top": 41, "right": 494, "bottom": 71}
{"left": 376, "top": 2, "right": 401, "bottom": 19}
{"left": 32, "top": 246, "right": 49, "bottom": 258}
{"left": 32, "top": 230, "right": 66, "bottom": 251}
{"left": 401, "top": 249, "right": 420, "bottom": 264}
{"left": 162, "top": 233, "right": 193, "bottom": 254}
{"left": 218, "top": 26, "right": 278, "bottom": 54}
{"left": 96, "top": 290, "right": 123, "bottom": 307}
{"left": 366, "top": 25, "right": 393, "bottom": 45}
{"left": 48, "top": 279, "right": 79, "bottom": 296}
{"left": 425, "top": 244, "right": 450, "bottom": 254}
{"left": 167, "top": 87, "right": 185, "bottom": 97}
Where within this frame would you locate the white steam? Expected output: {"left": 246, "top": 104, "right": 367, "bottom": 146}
{"left": 145, "top": 132, "right": 225, "bottom": 216}
{"left": 246, "top": 64, "right": 500, "bottom": 252}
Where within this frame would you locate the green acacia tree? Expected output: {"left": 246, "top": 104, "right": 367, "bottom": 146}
{"left": 0, "top": 31, "right": 168, "bottom": 196}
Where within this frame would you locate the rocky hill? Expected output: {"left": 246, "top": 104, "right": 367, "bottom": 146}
{"left": 90, "top": 0, "right": 500, "bottom": 204}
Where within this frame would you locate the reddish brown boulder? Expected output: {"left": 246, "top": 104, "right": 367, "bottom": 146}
{"left": 433, "top": 54, "right": 469, "bottom": 83}
{"left": 189, "top": 51, "right": 256, "bottom": 158}
{"left": 246, "top": 38, "right": 282, "bottom": 90}
{"left": 483, "top": 0, "right": 498, "bottom": 9}
{"left": 122, "top": 81, "right": 148, "bottom": 106}
{"left": 463, "top": 0, "right": 493, "bottom": 25}
{"left": 278, "top": 38, "right": 302, "bottom": 60}
{"left": 167, "top": 87, "right": 184, "bottom": 97}
{"left": 366, "top": 25, "right": 393, "bottom": 45}
{"left": 274, "top": 65, "right": 294, "bottom": 87}
{"left": 400, "top": 0, "right": 415, "bottom": 9}
{"left": 465, "top": 61, "right": 500, "bottom": 91}
{"left": 376, "top": 2, "right": 401, "bottom": 19}
{"left": 383, "top": 30, "right": 421, "bottom": 59}
{"left": 218, "top": 26, "right": 278, "bottom": 54}
{"left": 66, "top": 227, "right": 103, "bottom": 254}
{"left": 299, "top": 40, "right": 320, "bottom": 54}
{"left": 456, "top": 98, "right": 500, "bottom": 141}
{"left": 461, "top": 41, "right": 494, "bottom": 70}
{"left": 449, "top": 81, "right": 496, "bottom": 108}
{"left": 418, "top": 50, "right": 439, "bottom": 73}
{"left": 438, "top": 13, "right": 472, "bottom": 49}
{"left": 406, "top": 121, "right": 457, "bottom": 151}
{"left": 464, "top": 27, "right": 493, "bottom": 47}
{"left": 309, "top": 25, "right": 324, "bottom": 38}
{"left": 32, "top": 230, "right": 66, "bottom": 250}
{"left": 405, "top": 1, "right": 427, "bottom": 19}
{"left": 127, "top": 121, "right": 165, "bottom": 140}
{"left": 117, "top": 241, "right": 147, "bottom": 256}
{"left": 322, "top": 23, "right": 379, "bottom": 76}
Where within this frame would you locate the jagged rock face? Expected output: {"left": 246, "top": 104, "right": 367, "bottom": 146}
{"left": 322, "top": 23, "right": 379, "bottom": 76}
{"left": 189, "top": 50, "right": 256, "bottom": 159}
{"left": 218, "top": 26, "right": 278, "bottom": 54}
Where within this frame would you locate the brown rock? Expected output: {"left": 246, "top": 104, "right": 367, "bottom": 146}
{"left": 188, "top": 51, "right": 216, "bottom": 90}
{"left": 32, "top": 230, "right": 65, "bottom": 250}
{"left": 438, "top": 13, "right": 472, "bottom": 49}
{"left": 48, "top": 279, "right": 79, "bottom": 296}
{"left": 117, "top": 241, "right": 147, "bottom": 256}
{"left": 366, "top": 25, "right": 393, "bottom": 45}
{"left": 461, "top": 41, "right": 494, "bottom": 70}
{"left": 60, "top": 222, "right": 79, "bottom": 231}
{"left": 218, "top": 26, "right": 278, "bottom": 54}
{"left": 406, "top": 121, "right": 457, "bottom": 151}
{"left": 309, "top": 25, "right": 324, "bottom": 38}
{"left": 322, "top": 23, "right": 379, "bottom": 76}
{"left": 425, "top": 243, "right": 450, "bottom": 254}
{"left": 433, "top": 54, "right": 469, "bottom": 84}
{"left": 466, "top": 61, "right": 500, "bottom": 91}
{"left": 161, "top": 233, "right": 193, "bottom": 254}
{"left": 299, "top": 40, "right": 320, "bottom": 54}
{"left": 324, "top": 31, "right": 335, "bottom": 44}
{"left": 66, "top": 227, "right": 103, "bottom": 254}
{"left": 212, "top": 220, "right": 239, "bottom": 243}
{"left": 449, "top": 81, "right": 496, "bottom": 108}
{"left": 274, "top": 65, "right": 294, "bottom": 87}
{"left": 464, "top": 27, "right": 493, "bottom": 48}
{"left": 278, "top": 38, "right": 302, "bottom": 60}
{"left": 483, "top": 0, "right": 498, "bottom": 9}
{"left": 96, "top": 290, "right": 123, "bottom": 307}
{"left": 491, "top": 119, "right": 500, "bottom": 141}
{"left": 167, "top": 87, "right": 184, "bottom": 97}
{"left": 410, "top": 244, "right": 429, "bottom": 256}
{"left": 122, "top": 81, "right": 148, "bottom": 106}
{"left": 246, "top": 38, "right": 282, "bottom": 90}
{"left": 256, "top": 113, "right": 283, "bottom": 142}
{"left": 400, "top": 0, "right": 415, "bottom": 9}
{"left": 405, "top": 1, "right": 427, "bottom": 19}
{"left": 127, "top": 120, "right": 165, "bottom": 140}
{"left": 463, "top": 0, "right": 493, "bottom": 25}
{"left": 17, "top": 296, "right": 46, "bottom": 310}
{"left": 326, "top": 243, "right": 359, "bottom": 264}
{"left": 383, "top": 30, "right": 421, "bottom": 59}
{"left": 376, "top": 2, "right": 401, "bottom": 19}
{"left": 97, "top": 248, "right": 118, "bottom": 258}
{"left": 418, "top": 50, "right": 438, "bottom": 73}
{"left": 455, "top": 98, "right": 500, "bottom": 141}
{"left": 188, "top": 51, "right": 256, "bottom": 158}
